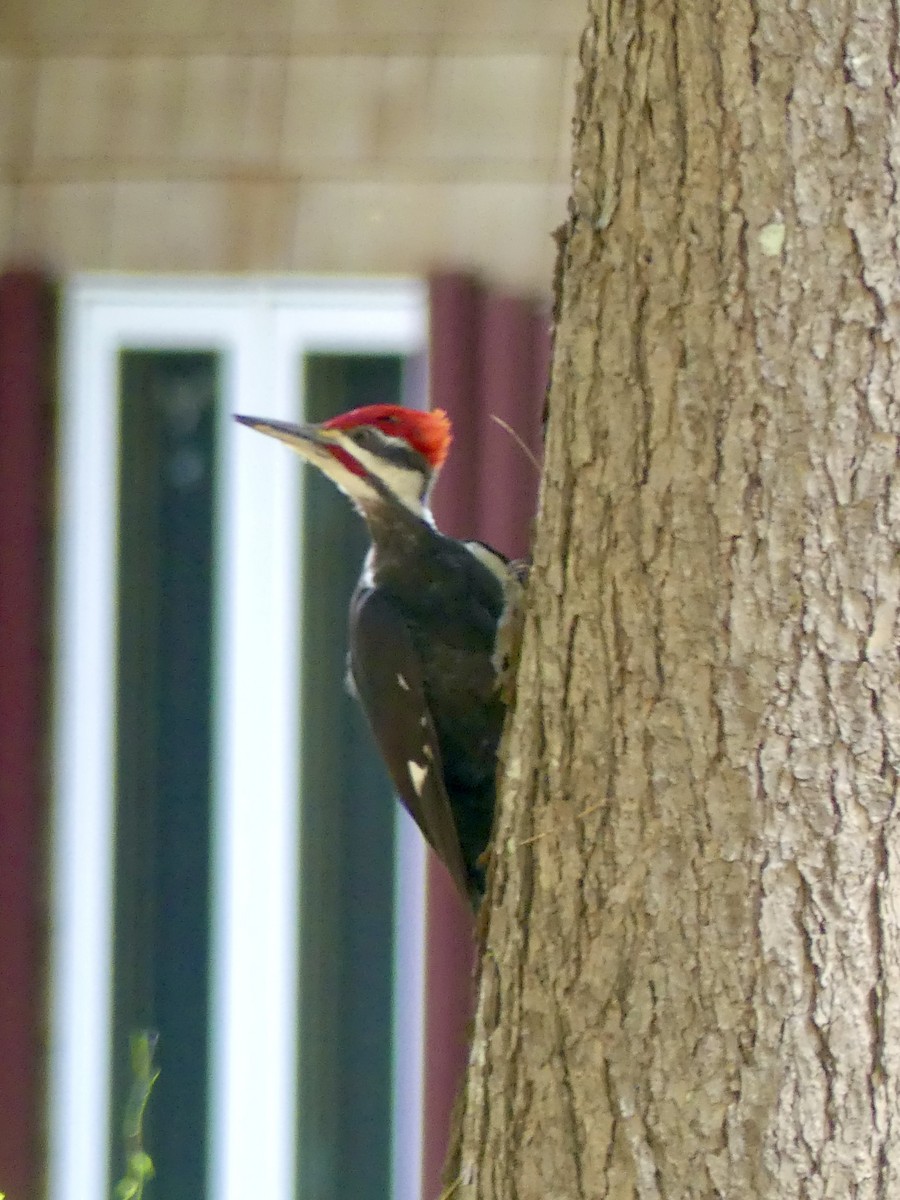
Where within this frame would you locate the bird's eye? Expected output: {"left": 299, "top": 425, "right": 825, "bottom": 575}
{"left": 354, "top": 427, "right": 381, "bottom": 450}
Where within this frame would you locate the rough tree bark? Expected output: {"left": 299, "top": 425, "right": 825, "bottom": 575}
{"left": 450, "top": 1, "right": 900, "bottom": 1197}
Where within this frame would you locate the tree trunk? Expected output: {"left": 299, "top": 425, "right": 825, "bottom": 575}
{"left": 452, "top": 1, "right": 900, "bottom": 1196}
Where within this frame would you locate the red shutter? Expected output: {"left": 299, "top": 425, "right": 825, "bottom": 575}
{"left": 423, "top": 272, "right": 547, "bottom": 1200}
{"left": 0, "top": 269, "right": 56, "bottom": 1200}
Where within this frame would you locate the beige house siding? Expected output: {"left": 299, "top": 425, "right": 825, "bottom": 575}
{"left": 0, "top": 2, "right": 581, "bottom": 290}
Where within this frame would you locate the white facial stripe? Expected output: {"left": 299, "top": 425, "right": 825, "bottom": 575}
{"left": 330, "top": 432, "right": 429, "bottom": 517}
{"left": 285, "top": 438, "right": 379, "bottom": 507}
{"left": 281, "top": 427, "right": 432, "bottom": 518}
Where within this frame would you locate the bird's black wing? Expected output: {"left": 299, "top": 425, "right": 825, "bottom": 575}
{"left": 348, "top": 585, "right": 471, "bottom": 903}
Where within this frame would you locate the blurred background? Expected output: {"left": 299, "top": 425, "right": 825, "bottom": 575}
{"left": 0, "top": 4, "right": 579, "bottom": 1199}
{"left": 0, "top": 0, "right": 577, "bottom": 288}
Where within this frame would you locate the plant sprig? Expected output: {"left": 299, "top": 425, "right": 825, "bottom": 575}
{"left": 114, "top": 1031, "right": 160, "bottom": 1200}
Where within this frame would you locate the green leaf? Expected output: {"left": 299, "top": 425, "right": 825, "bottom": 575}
{"left": 128, "top": 1151, "right": 155, "bottom": 1180}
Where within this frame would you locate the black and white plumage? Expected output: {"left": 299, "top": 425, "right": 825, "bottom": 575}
{"left": 235, "top": 404, "right": 522, "bottom": 907}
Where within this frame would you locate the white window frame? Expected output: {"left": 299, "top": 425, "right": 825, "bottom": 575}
{"left": 50, "top": 275, "right": 429, "bottom": 1200}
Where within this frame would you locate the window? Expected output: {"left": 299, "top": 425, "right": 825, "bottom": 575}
{"left": 51, "top": 277, "right": 429, "bottom": 1200}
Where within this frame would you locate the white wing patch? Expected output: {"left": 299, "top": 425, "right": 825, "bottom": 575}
{"left": 408, "top": 760, "right": 428, "bottom": 796}
{"left": 464, "top": 540, "right": 511, "bottom": 585}
{"left": 396, "top": 673, "right": 410, "bottom": 691}
{"left": 359, "top": 546, "right": 376, "bottom": 589}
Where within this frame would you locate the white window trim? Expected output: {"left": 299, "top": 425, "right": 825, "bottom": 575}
{"left": 50, "top": 274, "right": 429, "bottom": 1200}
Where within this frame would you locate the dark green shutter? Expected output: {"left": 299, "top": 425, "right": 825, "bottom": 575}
{"left": 111, "top": 350, "right": 218, "bottom": 1200}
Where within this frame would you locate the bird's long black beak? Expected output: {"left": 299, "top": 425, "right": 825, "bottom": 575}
{"left": 234, "top": 413, "right": 336, "bottom": 455}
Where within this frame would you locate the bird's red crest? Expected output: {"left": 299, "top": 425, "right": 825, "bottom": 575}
{"left": 322, "top": 404, "right": 452, "bottom": 470}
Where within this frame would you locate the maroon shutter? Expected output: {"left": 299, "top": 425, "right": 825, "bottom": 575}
{"left": 472, "top": 290, "right": 544, "bottom": 561}
{"left": 0, "top": 269, "right": 55, "bottom": 1200}
{"left": 423, "top": 273, "right": 548, "bottom": 1200}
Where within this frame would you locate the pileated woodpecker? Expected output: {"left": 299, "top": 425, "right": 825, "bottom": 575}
{"left": 235, "top": 404, "right": 522, "bottom": 907}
